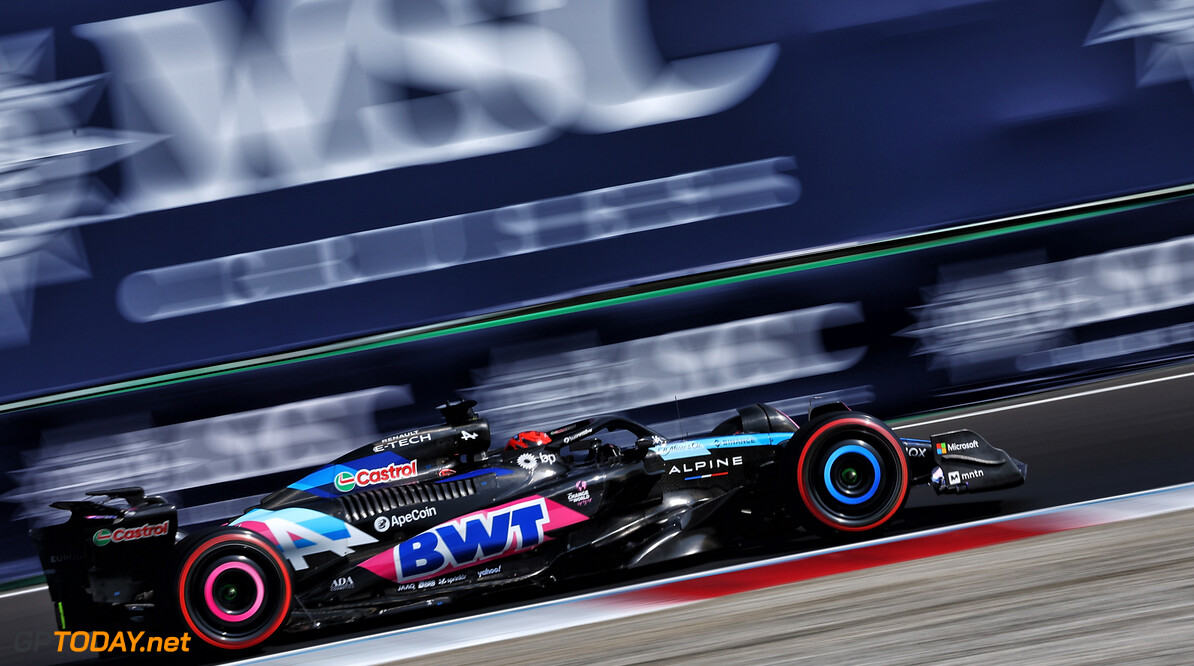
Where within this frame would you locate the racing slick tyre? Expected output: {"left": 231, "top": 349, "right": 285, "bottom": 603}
{"left": 784, "top": 411, "right": 909, "bottom": 538}
{"left": 174, "top": 527, "right": 292, "bottom": 650}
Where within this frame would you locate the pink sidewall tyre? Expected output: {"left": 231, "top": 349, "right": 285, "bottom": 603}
{"left": 175, "top": 529, "right": 292, "bottom": 650}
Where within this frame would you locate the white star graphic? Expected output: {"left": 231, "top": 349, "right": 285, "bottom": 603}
{"left": 0, "top": 30, "right": 160, "bottom": 346}
{"left": 1087, "top": 0, "right": 1194, "bottom": 88}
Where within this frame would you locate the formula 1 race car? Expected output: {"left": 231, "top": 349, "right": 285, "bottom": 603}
{"left": 32, "top": 400, "right": 1026, "bottom": 650}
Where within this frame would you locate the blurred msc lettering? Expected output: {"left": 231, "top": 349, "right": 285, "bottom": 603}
{"left": 1019, "top": 321, "right": 1194, "bottom": 371}
{"left": 75, "top": 0, "right": 779, "bottom": 213}
{"left": 469, "top": 303, "right": 865, "bottom": 432}
{"left": 3, "top": 386, "right": 411, "bottom": 521}
{"left": 116, "top": 157, "right": 800, "bottom": 321}
{"left": 903, "top": 234, "right": 1194, "bottom": 381}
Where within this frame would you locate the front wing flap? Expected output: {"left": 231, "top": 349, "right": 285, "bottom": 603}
{"left": 928, "top": 430, "right": 1027, "bottom": 494}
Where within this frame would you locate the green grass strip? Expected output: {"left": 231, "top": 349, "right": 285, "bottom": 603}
{"left": 0, "top": 574, "right": 45, "bottom": 593}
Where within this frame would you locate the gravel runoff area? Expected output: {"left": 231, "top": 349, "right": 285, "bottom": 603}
{"left": 392, "top": 508, "right": 1194, "bottom": 665}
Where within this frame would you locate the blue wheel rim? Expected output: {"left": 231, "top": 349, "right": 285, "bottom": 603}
{"left": 823, "top": 444, "right": 880, "bottom": 505}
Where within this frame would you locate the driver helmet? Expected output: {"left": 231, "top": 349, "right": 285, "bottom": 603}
{"left": 506, "top": 431, "right": 551, "bottom": 451}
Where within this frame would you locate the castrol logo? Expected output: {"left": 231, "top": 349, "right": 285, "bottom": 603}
{"left": 92, "top": 520, "right": 170, "bottom": 546}
{"left": 334, "top": 461, "right": 419, "bottom": 492}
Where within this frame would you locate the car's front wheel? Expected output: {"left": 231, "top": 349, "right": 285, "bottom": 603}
{"left": 784, "top": 411, "right": 909, "bottom": 538}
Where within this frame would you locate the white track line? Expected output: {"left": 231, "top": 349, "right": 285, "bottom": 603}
{"left": 0, "top": 584, "right": 47, "bottom": 600}
{"left": 894, "top": 367, "right": 1194, "bottom": 429}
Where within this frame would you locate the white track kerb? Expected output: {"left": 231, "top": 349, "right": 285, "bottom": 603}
{"left": 231, "top": 481, "right": 1194, "bottom": 666}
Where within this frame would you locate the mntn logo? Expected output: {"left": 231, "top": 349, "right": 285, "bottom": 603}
{"left": 395, "top": 498, "right": 550, "bottom": 581}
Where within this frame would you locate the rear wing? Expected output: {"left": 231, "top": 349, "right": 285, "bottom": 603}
{"left": 30, "top": 487, "right": 177, "bottom": 630}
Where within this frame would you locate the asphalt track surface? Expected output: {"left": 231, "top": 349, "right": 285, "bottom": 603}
{"left": 408, "top": 506, "right": 1194, "bottom": 665}
{"left": 5, "top": 361, "right": 1194, "bottom": 665}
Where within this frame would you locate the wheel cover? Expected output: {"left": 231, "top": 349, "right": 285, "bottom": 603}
{"left": 202, "top": 560, "right": 267, "bottom": 622}
{"left": 797, "top": 417, "right": 908, "bottom": 532}
{"left": 178, "top": 533, "right": 291, "bottom": 649}
{"left": 822, "top": 443, "right": 881, "bottom": 505}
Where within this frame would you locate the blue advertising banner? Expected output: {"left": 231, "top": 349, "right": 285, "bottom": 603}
{"left": 4, "top": 191, "right": 1194, "bottom": 580}
{"left": 2, "top": 0, "right": 1194, "bottom": 401}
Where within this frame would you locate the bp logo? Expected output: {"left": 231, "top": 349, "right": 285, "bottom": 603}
{"left": 92, "top": 529, "right": 113, "bottom": 547}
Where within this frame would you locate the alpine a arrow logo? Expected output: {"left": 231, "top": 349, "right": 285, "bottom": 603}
{"left": 334, "top": 461, "right": 418, "bottom": 492}
{"left": 232, "top": 507, "right": 378, "bottom": 571}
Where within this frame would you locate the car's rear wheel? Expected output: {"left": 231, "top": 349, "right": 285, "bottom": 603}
{"left": 175, "top": 528, "right": 292, "bottom": 650}
{"left": 785, "top": 412, "right": 909, "bottom": 537}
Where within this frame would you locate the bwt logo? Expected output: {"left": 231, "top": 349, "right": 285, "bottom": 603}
{"left": 395, "top": 497, "right": 550, "bottom": 581}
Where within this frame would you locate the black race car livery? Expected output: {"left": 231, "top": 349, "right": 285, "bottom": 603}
{"left": 32, "top": 400, "right": 1026, "bottom": 650}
